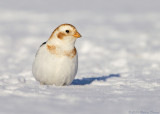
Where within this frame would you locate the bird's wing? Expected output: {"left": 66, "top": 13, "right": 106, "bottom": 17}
{"left": 40, "top": 42, "right": 46, "bottom": 47}
{"left": 35, "top": 42, "right": 46, "bottom": 57}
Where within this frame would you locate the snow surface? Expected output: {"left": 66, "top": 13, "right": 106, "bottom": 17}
{"left": 0, "top": 0, "right": 160, "bottom": 114}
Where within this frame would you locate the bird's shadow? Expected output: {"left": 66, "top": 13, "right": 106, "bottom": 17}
{"left": 71, "top": 74, "right": 120, "bottom": 85}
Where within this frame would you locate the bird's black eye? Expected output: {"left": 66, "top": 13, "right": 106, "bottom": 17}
{"left": 66, "top": 30, "right": 69, "bottom": 33}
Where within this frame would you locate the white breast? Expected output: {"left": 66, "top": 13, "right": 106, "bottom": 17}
{"left": 32, "top": 45, "right": 78, "bottom": 86}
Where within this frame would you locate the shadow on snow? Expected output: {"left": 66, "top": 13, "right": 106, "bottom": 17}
{"left": 71, "top": 74, "right": 120, "bottom": 85}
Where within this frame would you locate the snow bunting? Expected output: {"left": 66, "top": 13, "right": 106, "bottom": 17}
{"left": 32, "top": 24, "right": 81, "bottom": 86}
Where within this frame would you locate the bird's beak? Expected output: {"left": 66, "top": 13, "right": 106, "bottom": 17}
{"left": 73, "top": 31, "right": 81, "bottom": 38}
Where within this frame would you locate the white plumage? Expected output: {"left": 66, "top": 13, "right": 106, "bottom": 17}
{"left": 32, "top": 24, "right": 81, "bottom": 86}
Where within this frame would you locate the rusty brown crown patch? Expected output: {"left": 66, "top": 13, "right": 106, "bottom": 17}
{"left": 47, "top": 45, "right": 77, "bottom": 58}
{"left": 48, "top": 24, "right": 76, "bottom": 41}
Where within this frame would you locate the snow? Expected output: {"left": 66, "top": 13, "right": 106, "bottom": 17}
{"left": 0, "top": 0, "right": 160, "bottom": 114}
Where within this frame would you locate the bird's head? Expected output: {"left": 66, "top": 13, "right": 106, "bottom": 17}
{"left": 48, "top": 24, "right": 81, "bottom": 49}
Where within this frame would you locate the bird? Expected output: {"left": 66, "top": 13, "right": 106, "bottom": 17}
{"left": 32, "top": 24, "right": 81, "bottom": 86}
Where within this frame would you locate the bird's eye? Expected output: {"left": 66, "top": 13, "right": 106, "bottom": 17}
{"left": 66, "top": 30, "right": 69, "bottom": 33}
